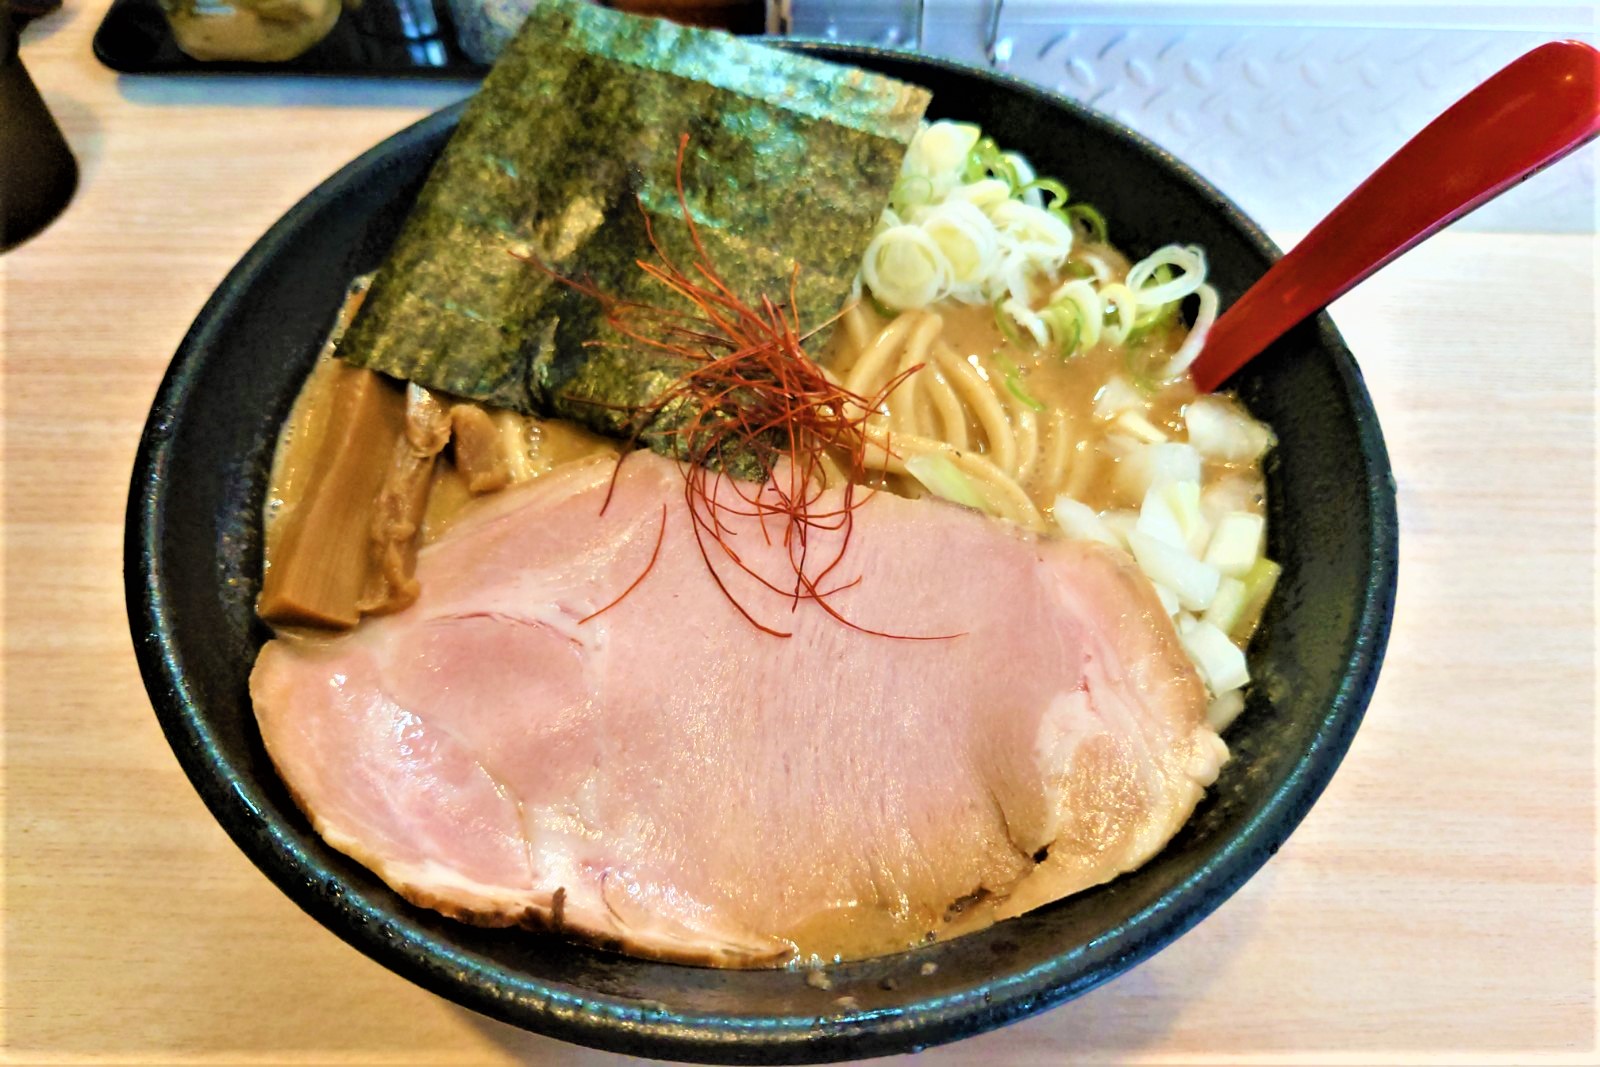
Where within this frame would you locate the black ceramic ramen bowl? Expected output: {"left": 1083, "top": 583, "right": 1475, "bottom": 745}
{"left": 125, "top": 45, "right": 1397, "bottom": 1064}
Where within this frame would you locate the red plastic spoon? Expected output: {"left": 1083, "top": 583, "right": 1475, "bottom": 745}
{"left": 1190, "top": 39, "right": 1600, "bottom": 393}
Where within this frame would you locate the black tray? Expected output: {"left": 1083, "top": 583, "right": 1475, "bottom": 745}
{"left": 92, "top": 0, "right": 491, "bottom": 77}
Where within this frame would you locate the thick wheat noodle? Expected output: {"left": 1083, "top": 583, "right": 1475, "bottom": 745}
{"left": 862, "top": 426, "right": 1044, "bottom": 530}
{"left": 1013, "top": 408, "right": 1040, "bottom": 486}
{"left": 929, "top": 341, "right": 1017, "bottom": 475}
{"left": 888, "top": 313, "right": 943, "bottom": 436}
{"left": 1039, "top": 409, "right": 1074, "bottom": 494}
{"left": 862, "top": 319, "right": 968, "bottom": 450}
{"left": 843, "top": 310, "right": 923, "bottom": 401}
{"left": 1064, "top": 441, "right": 1101, "bottom": 501}
{"left": 816, "top": 449, "right": 849, "bottom": 489}
{"left": 837, "top": 312, "right": 1082, "bottom": 522}
{"left": 887, "top": 355, "right": 920, "bottom": 435}
{"left": 841, "top": 302, "right": 873, "bottom": 353}
{"left": 923, "top": 365, "right": 971, "bottom": 451}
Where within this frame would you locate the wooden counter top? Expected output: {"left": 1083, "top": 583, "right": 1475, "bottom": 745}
{"left": 3, "top": 4, "right": 1593, "bottom": 1063}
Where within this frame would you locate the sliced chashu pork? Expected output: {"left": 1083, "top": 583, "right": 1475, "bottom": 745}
{"left": 251, "top": 451, "right": 1227, "bottom": 966}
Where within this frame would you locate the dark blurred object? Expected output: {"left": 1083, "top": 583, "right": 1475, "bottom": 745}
{"left": 159, "top": 0, "right": 344, "bottom": 62}
{"left": 94, "top": 0, "right": 487, "bottom": 75}
{"left": 602, "top": 0, "right": 763, "bottom": 32}
{"left": 94, "top": 0, "right": 775, "bottom": 76}
{"left": 8, "top": 0, "right": 62, "bottom": 31}
{"left": 449, "top": 0, "right": 767, "bottom": 66}
{"left": 1, "top": 0, "right": 78, "bottom": 252}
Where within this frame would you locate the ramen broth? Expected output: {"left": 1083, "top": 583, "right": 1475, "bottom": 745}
{"left": 253, "top": 130, "right": 1273, "bottom": 964}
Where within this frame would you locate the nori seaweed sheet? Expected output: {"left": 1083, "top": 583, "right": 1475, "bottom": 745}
{"left": 338, "top": 0, "right": 929, "bottom": 475}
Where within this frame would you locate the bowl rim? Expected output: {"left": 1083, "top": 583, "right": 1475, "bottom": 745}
{"left": 124, "top": 42, "right": 1398, "bottom": 1064}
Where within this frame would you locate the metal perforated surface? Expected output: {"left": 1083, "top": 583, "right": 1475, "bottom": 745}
{"left": 793, "top": 3, "right": 1598, "bottom": 232}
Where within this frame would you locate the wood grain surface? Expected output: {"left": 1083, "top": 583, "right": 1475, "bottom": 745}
{"left": 2, "top": 4, "right": 1594, "bottom": 1063}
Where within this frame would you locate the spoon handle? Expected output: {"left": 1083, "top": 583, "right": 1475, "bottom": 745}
{"left": 1191, "top": 39, "right": 1600, "bottom": 393}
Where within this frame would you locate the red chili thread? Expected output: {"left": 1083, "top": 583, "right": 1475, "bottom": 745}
{"left": 578, "top": 503, "right": 668, "bottom": 625}
{"left": 516, "top": 134, "right": 959, "bottom": 641}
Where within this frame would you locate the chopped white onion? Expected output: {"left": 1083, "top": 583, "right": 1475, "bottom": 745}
{"left": 1137, "top": 488, "right": 1188, "bottom": 549}
{"left": 1200, "top": 474, "right": 1266, "bottom": 526}
{"left": 1239, "top": 558, "right": 1282, "bottom": 624}
{"left": 1206, "top": 688, "right": 1247, "bottom": 731}
{"left": 1093, "top": 376, "right": 1144, "bottom": 420}
{"left": 1114, "top": 442, "right": 1203, "bottom": 500}
{"left": 1052, "top": 497, "right": 1122, "bottom": 548}
{"left": 1127, "top": 530, "right": 1221, "bottom": 611}
{"left": 1114, "top": 410, "right": 1169, "bottom": 444}
{"left": 1203, "top": 576, "right": 1249, "bottom": 635}
{"left": 1159, "top": 480, "right": 1211, "bottom": 555}
{"left": 1100, "top": 509, "right": 1139, "bottom": 547}
{"left": 1185, "top": 395, "right": 1275, "bottom": 463}
{"left": 1204, "top": 512, "right": 1266, "bottom": 577}
{"left": 1179, "top": 619, "right": 1251, "bottom": 693}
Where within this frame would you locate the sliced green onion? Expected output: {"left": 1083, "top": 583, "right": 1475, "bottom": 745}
{"left": 992, "top": 297, "right": 1026, "bottom": 347}
{"left": 1040, "top": 303, "right": 1083, "bottom": 357}
{"left": 994, "top": 354, "right": 1047, "bottom": 412}
{"left": 1123, "top": 344, "right": 1161, "bottom": 395}
{"left": 1237, "top": 557, "right": 1281, "bottom": 633}
{"left": 960, "top": 138, "right": 995, "bottom": 183}
{"left": 1129, "top": 265, "right": 1180, "bottom": 336}
{"left": 1065, "top": 203, "right": 1109, "bottom": 243}
{"left": 962, "top": 137, "right": 1021, "bottom": 191}
{"left": 904, "top": 453, "right": 989, "bottom": 512}
{"left": 1047, "top": 279, "right": 1103, "bottom": 350}
{"left": 865, "top": 288, "right": 898, "bottom": 318}
{"left": 997, "top": 159, "right": 1022, "bottom": 190}
{"left": 1127, "top": 245, "right": 1207, "bottom": 308}
{"left": 1098, "top": 282, "right": 1138, "bottom": 346}
{"left": 891, "top": 174, "right": 934, "bottom": 209}
{"left": 1019, "top": 177, "right": 1070, "bottom": 206}
{"left": 1203, "top": 576, "right": 1250, "bottom": 636}
{"left": 1133, "top": 300, "right": 1180, "bottom": 333}
{"left": 1132, "top": 264, "right": 1175, "bottom": 314}
{"left": 1062, "top": 260, "right": 1096, "bottom": 279}
{"left": 1008, "top": 378, "right": 1049, "bottom": 415}
{"left": 1124, "top": 307, "right": 1178, "bottom": 349}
